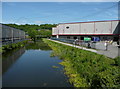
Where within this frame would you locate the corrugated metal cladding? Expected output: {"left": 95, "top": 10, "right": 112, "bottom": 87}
{"left": 0, "top": 24, "right": 25, "bottom": 41}
{"left": 52, "top": 20, "right": 120, "bottom": 35}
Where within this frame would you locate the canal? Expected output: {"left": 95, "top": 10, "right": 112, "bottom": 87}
{"left": 2, "top": 40, "right": 72, "bottom": 87}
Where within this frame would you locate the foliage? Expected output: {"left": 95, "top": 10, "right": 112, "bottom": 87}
{"left": 0, "top": 47, "right": 2, "bottom": 54}
{"left": 38, "top": 30, "right": 52, "bottom": 38}
{"left": 28, "top": 29, "right": 38, "bottom": 41}
{"left": 43, "top": 39, "right": 119, "bottom": 88}
{"left": 2, "top": 40, "right": 28, "bottom": 53}
{"left": 4, "top": 24, "right": 57, "bottom": 31}
{"left": 114, "top": 56, "right": 120, "bottom": 66}
{"left": 52, "top": 66, "right": 59, "bottom": 68}
{"left": 4, "top": 24, "right": 56, "bottom": 40}
{"left": 25, "top": 39, "right": 51, "bottom": 50}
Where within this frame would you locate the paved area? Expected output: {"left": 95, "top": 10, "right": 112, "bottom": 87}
{"left": 49, "top": 39, "right": 119, "bottom": 59}
{"left": 118, "top": 48, "right": 120, "bottom": 57}
{"left": 97, "top": 44, "right": 118, "bottom": 58}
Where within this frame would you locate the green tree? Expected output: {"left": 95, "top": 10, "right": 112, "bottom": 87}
{"left": 28, "top": 29, "right": 38, "bottom": 41}
{"left": 38, "top": 30, "right": 52, "bottom": 38}
{"left": 4, "top": 23, "right": 57, "bottom": 38}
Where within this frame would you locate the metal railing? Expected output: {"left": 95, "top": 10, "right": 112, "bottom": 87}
{"left": 51, "top": 38, "right": 96, "bottom": 49}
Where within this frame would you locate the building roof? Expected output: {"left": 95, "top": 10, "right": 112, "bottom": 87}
{"left": 59, "top": 20, "right": 120, "bottom": 24}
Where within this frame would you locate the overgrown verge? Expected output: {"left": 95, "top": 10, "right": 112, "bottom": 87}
{"left": 43, "top": 39, "right": 120, "bottom": 88}
{"left": 1, "top": 40, "right": 28, "bottom": 53}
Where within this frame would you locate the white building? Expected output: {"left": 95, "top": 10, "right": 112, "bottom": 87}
{"left": 52, "top": 20, "right": 120, "bottom": 41}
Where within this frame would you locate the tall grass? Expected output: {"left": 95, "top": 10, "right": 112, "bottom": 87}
{"left": 43, "top": 39, "right": 119, "bottom": 88}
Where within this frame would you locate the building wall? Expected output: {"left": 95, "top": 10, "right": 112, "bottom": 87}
{"left": 112, "top": 21, "right": 119, "bottom": 34}
{"left": 81, "top": 22, "right": 94, "bottom": 34}
{"left": 52, "top": 20, "right": 119, "bottom": 36}
{"left": 52, "top": 27, "right": 57, "bottom": 35}
{"left": 95, "top": 21, "right": 111, "bottom": 34}
{"left": 58, "top": 25, "right": 64, "bottom": 34}
{"left": 1, "top": 24, "right": 25, "bottom": 42}
{"left": 2, "top": 25, "right": 13, "bottom": 38}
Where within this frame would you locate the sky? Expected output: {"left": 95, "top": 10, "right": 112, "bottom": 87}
{"left": 2, "top": 1, "right": 119, "bottom": 25}
{"left": 1, "top": 0, "right": 120, "bottom": 2}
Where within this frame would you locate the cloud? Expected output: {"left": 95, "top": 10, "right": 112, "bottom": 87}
{"left": 2, "top": 0, "right": 120, "bottom": 2}
{"left": 34, "top": 21, "right": 43, "bottom": 24}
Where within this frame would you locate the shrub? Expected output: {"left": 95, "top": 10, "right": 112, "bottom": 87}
{"left": 114, "top": 56, "right": 120, "bottom": 66}
{"left": 2, "top": 40, "right": 28, "bottom": 53}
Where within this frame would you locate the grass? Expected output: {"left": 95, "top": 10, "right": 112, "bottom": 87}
{"left": 50, "top": 39, "right": 98, "bottom": 51}
{"left": 43, "top": 38, "right": 119, "bottom": 88}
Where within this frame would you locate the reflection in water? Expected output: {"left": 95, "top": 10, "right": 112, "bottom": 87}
{"left": 2, "top": 40, "right": 72, "bottom": 87}
{"left": 25, "top": 40, "right": 51, "bottom": 50}
{"left": 2, "top": 47, "right": 25, "bottom": 74}
{"left": 2, "top": 40, "right": 51, "bottom": 74}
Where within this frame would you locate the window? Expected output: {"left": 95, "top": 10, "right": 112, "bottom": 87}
{"left": 74, "top": 37, "right": 77, "bottom": 39}
{"left": 67, "top": 36, "right": 70, "bottom": 39}
{"left": 66, "top": 26, "right": 69, "bottom": 29}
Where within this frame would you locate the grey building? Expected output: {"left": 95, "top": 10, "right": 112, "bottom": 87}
{"left": 0, "top": 24, "right": 25, "bottom": 43}
{"left": 52, "top": 20, "right": 120, "bottom": 41}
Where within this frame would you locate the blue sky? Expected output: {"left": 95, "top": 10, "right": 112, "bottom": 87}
{"left": 2, "top": 2, "right": 119, "bottom": 25}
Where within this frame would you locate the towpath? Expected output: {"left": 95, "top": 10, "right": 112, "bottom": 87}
{"left": 49, "top": 39, "right": 119, "bottom": 59}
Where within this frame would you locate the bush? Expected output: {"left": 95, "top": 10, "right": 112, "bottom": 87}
{"left": 2, "top": 40, "right": 28, "bottom": 53}
{"left": 114, "top": 56, "right": 120, "bottom": 66}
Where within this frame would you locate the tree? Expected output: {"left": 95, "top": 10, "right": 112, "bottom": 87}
{"left": 28, "top": 29, "right": 38, "bottom": 41}
{"left": 4, "top": 23, "right": 57, "bottom": 39}
{"left": 38, "top": 30, "right": 52, "bottom": 38}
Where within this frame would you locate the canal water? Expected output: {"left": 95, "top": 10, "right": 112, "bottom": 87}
{"left": 2, "top": 40, "right": 72, "bottom": 87}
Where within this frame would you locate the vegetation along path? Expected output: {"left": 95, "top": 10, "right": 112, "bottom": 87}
{"left": 43, "top": 39, "right": 119, "bottom": 88}
{"left": 49, "top": 39, "right": 119, "bottom": 59}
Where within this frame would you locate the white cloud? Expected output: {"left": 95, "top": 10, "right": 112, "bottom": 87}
{"left": 1, "top": 0, "right": 120, "bottom": 2}
{"left": 34, "top": 21, "right": 43, "bottom": 24}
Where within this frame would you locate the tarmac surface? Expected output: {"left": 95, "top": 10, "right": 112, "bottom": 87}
{"left": 49, "top": 39, "right": 119, "bottom": 59}
{"left": 97, "top": 43, "right": 119, "bottom": 58}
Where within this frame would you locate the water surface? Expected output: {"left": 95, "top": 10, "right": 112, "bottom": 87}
{"left": 2, "top": 40, "right": 72, "bottom": 87}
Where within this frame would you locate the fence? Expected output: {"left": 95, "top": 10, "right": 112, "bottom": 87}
{"left": 51, "top": 38, "right": 96, "bottom": 49}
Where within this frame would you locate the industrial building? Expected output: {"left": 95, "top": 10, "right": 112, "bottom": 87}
{"left": 0, "top": 24, "right": 25, "bottom": 44}
{"left": 52, "top": 20, "right": 120, "bottom": 41}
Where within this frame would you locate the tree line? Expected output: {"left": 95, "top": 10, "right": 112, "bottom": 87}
{"left": 4, "top": 24, "right": 57, "bottom": 41}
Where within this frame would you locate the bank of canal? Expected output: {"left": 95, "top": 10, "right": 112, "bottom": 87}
{"left": 2, "top": 40, "right": 72, "bottom": 87}
{"left": 43, "top": 39, "right": 119, "bottom": 88}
